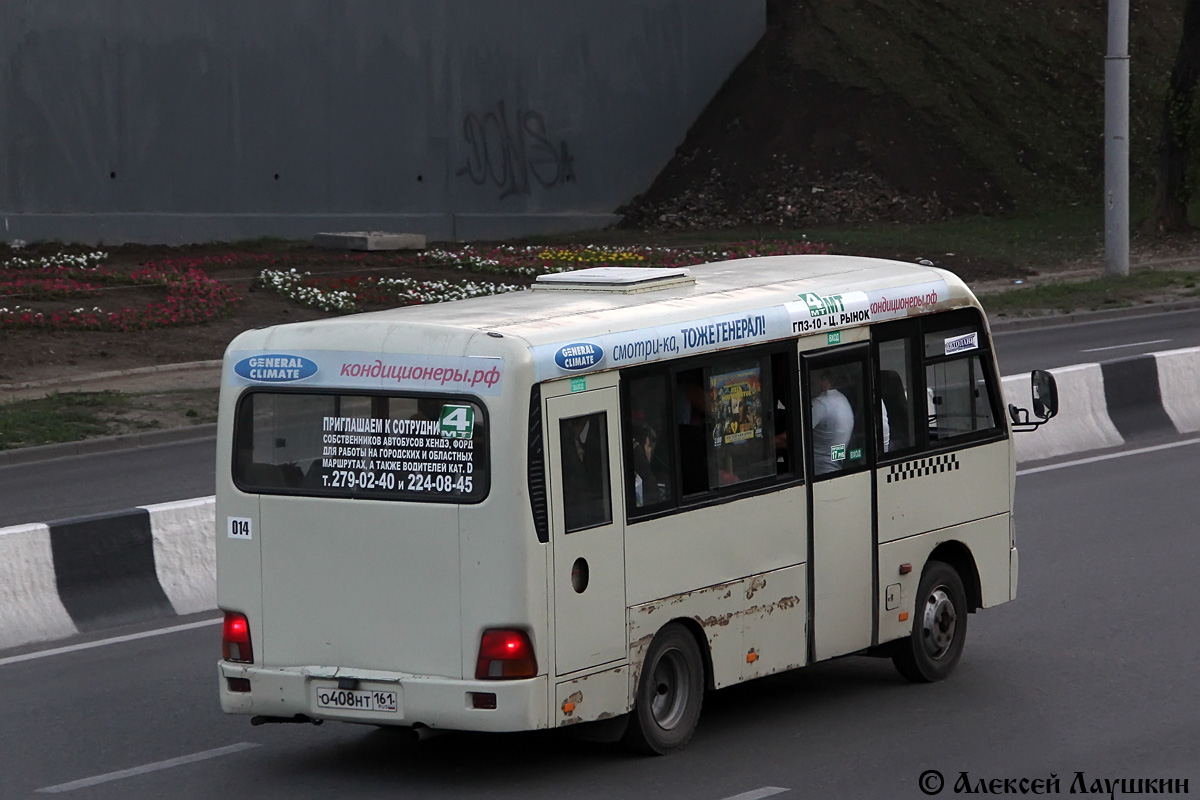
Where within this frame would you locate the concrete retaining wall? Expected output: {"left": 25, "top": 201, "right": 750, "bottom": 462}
{"left": 3, "top": 347, "right": 1197, "bottom": 652}
{"left": 0, "top": 1, "right": 765, "bottom": 244}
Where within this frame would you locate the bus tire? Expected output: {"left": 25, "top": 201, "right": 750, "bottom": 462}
{"left": 893, "top": 560, "right": 968, "bottom": 683}
{"left": 623, "top": 623, "right": 705, "bottom": 755}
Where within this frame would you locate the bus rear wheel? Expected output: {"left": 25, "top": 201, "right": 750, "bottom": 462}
{"left": 623, "top": 623, "right": 705, "bottom": 755}
{"left": 893, "top": 560, "right": 967, "bottom": 683}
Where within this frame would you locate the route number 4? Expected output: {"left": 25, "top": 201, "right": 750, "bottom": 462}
{"left": 439, "top": 405, "right": 475, "bottom": 439}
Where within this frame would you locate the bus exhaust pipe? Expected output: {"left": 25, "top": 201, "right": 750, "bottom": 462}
{"left": 405, "top": 724, "right": 445, "bottom": 742}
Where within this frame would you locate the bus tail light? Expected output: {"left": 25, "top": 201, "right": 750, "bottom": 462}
{"left": 475, "top": 629, "right": 537, "bottom": 679}
{"left": 222, "top": 612, "right": 254, "bottom": 663}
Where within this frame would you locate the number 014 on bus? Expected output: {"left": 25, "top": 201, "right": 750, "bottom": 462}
{"left": 215, "top": 254, "right": 1056, "bottom": 754}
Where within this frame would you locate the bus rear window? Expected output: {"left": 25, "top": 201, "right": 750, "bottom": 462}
{"left": 233, "top": 391, "right": 488, "bottom": 502}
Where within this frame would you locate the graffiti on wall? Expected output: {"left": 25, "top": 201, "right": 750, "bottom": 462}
{"left": 456, "top": 101, "right": 575, "bottom": 198}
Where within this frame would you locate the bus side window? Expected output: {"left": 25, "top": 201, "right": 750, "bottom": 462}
{"left": 625, "top": 373, "right": 674, "bottom": 511}
{"left": 877, "top": 337, "right": 916, "bottom": 454}
{"left": 559, "top": 412, "right": 612, "bottom": 533}
{"left": 623, "top": 347, "right": 798, "bottom": 518}
{"left": 926, "top": 355, "right": 997, "bottom": 440}
{"left": 924, "top": 324, "right": 999, "bottom": 441}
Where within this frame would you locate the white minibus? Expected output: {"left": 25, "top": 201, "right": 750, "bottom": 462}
{"left": 215, "top": 254, "right": 1055, "bottom": 754}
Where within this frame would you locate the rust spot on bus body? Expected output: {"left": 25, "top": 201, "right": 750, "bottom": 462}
{"left": 628, "top": 583, "right": 804, "bottom": 692}
{"left": 745, "top": 575, "right": 767, "bottom": 600}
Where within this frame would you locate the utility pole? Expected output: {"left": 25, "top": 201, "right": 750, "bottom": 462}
{"left": 1105, "top": 0, "right": 1130, "bottom": 276}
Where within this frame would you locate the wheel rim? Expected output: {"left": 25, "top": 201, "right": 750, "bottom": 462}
{"left": 920, "top": 586, "right": 957, "bottom": 660}
{"left": 649, "top": 647, "right": 690, "bottom": 730}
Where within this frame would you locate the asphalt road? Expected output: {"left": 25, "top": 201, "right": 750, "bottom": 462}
{"left": 992, "top": 306, "right": 1200, "bottom": 375}
{"left": 3, "top": 437, "right": 1198, "bottom": 798}
{"left": 1, "top": 307, "right": 1197, "bottom": 528}
{"left": 0, "top": 438, "right": 216, "bottom": 527}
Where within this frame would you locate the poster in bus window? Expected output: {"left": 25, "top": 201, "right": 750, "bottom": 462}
{"left": 709, "top": 367, "right": 763, "bottom": 447}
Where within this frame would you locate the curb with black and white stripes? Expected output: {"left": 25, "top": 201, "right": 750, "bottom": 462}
{"left": 0, "top": 497, "right": 214, "bottom": 650}
{"left": 2, "top": 346, "right": 1198, "bottom": 653}
{"left": 1001, "top": 347, "right": 1200, "bottom": 463}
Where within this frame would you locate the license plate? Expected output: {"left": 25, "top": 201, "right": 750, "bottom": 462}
{"left": 315, "top": 686, "right": 398, "bottom": 713}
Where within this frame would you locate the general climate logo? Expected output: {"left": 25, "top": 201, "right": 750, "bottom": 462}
{"left": 554, "top": 342, "right": 604, "bottom": 371}
{"left": 234, "top": 354, "right": 319, "bottom": 383}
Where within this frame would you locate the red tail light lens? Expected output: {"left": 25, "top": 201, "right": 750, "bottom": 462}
{"left": 475, "top": 629, "right": 537, "bottom": 680}
{"left": 222, "top": 611, "right": 254, "bottom": 663}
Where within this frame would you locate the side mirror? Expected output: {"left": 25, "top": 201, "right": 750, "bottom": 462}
{"left": 1009, "top": 369, "right": 1058, "bottom": 433}
{"left": 1031, "top": 369, "right": 1058, "bottom": 420}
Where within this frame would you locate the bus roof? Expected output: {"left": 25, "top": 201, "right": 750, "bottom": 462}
{"left": 226, "top": 255, "right": 978, "bottom": 388}
{"left": 259, "top": 256, "right": 971, "bottom": 340}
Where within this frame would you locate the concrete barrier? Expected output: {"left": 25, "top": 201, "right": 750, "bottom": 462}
{"left": 2, "top": 346, "right": 1197, "bottom": 652}
{"left": 1002, "top": 345, "right": 1200, "bottom": 463}
{"left": 1002, "top": 364, "right": 1123, "bottom": 463}
{"left": 0, "top": 523, "right": 77, "bottom": 650}
{"left": 148, "top": 497, "right": 217, "bottom": 616}
{"left": 1156, "top": 348, "right": 1200, "bottom": 434}
{"left": 0, "top": 498, "right": 215, "bottom": 651}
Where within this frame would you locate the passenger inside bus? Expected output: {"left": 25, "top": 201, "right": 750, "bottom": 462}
{"left": 625, "top": 374, "right": 674, "bottom": 509}
{"left": 879, "top": 369, "right": 909, "bottom": 451}
{"left": 810, "top": 369, "right": 855, "bottom": 474}
{"left": 631, "top": 423, "right": 666, "bottom": 507}
{"left": 560, "top": 413, "right": 611, "bottom": 531}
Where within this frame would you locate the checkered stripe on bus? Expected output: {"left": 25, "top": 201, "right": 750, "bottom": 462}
{"left": 885, "top": 453, "right": 960, "bottom": 483}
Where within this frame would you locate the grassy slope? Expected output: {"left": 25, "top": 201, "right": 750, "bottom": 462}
{"left": 780, "top": 0, "right": 1182, "bottom": 208}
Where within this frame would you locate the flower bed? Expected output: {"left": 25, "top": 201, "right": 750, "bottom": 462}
{"left": 0, "top": 240, "right": 829, "bottom": 328}
{"left": 0, "top": 252, "right": 243, "bottom": 331}
{"left": 258, "top": 240, "right": 828, "bottom": 313}
{"left": 259, "top": 268, "right": 526, "bottom": 313}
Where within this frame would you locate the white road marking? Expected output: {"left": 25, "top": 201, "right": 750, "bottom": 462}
{"left": 1017, "top": 436, "right": 1200, "bottom": 476}
{"left": 0, "top": 617, "right": 221, "bottom": 668}
{"left": 36, "top": 742, "right": 260, "bottom": 793}
{"left": 720, "top": 789, "right": 790, "bottom": 800}
{"left": 1079, "top": 338, "right": 1171, "bottom": 353}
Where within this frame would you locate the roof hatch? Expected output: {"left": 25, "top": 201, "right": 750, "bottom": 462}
{"left": 533, "top": 267, "right": 694, "bottom": 293}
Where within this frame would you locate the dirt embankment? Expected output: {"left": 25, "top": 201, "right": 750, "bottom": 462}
{"left": 619, "top": 0, "right": 1180, "bottom": 231}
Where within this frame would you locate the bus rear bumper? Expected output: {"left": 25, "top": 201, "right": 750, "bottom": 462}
{"left": 218, "top": 661, "right": 548, "bottom": 732}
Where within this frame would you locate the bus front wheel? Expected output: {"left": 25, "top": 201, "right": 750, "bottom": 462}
{"left": 623, "top": 623, "right": 705, "bottom": 755}
{"left": 893, "top": 560, "right": 968, "bottom": 683}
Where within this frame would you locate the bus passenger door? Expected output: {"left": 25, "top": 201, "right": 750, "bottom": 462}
{"left": 545, "top": 385, "right": 627, "bottom": 677}
{"left": 802, "top": 346, "right": 876, "bottom": 662}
